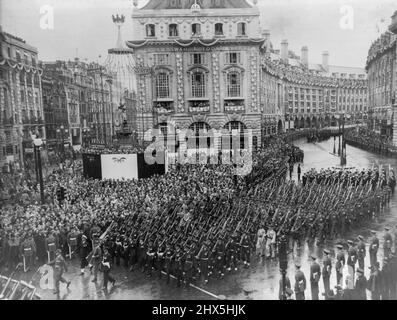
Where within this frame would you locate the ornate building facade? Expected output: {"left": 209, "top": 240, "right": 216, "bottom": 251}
{"left": 366, "top": 10, "right": 397, "bottom": 144}
{"left": 0, "top": 28, "right": 44, "bottom": 170}
{"left": 261, "top": 38, "right": 367, "bottom": 141}
{"left": 128, "top": 0, "right": 264, "bottom": 149}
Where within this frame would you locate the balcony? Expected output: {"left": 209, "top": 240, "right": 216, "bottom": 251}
{"left": 154, "top": 101, "right": 174, "bottom": 115}
{"left": 224, "top": 102, "right": 245, "bottom": 113}
{"left": 188, "top": 101, "right": 210, "bottom": 114}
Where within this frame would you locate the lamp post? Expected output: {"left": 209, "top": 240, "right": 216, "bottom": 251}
{"left": 33, "top": 138, "right": 44, "bottom": 204}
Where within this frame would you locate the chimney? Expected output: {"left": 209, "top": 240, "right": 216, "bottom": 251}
{"left": 262, "top": 29, "right": 271, "bottom": 41}
{"left": 281, "top": 39, "right": 288, "bottom": 63}
{"left": 322, "top": 51, "right": 329, "bottom": 72}
{"left": 301, "top": 46, "right": 308, "bottom": 68}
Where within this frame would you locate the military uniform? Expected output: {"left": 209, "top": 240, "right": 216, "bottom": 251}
{"left": 368, "top": 263, "right": 381, "bottom": 300}
{"left": 101, "top": 249, "right": 115, "bottom": 292}
{"left": 20, "top": 236, "right": 36, "bottom": 272}
{"left": 322, "top": 249, "right": 332, "bottom": 295}
{"left": 335, "top": 245, "right": 345, "bottom": 286}
{"left": 79, "top": 234, "right": 90, "bottom": 274}
{"left": 369, "top": 231, "right": 379, "bottom": 267}
{"left": 183, "top": 245, "right": 195, "bottom": 288}
{"left": 240, "top": 232, "right": 250, "bottom": 267}
{"left": 90, "top": 240, "right": 102, "bottom": 282}
{"left": 354, "top": 268, "right": 367, "bottom": 300}
{"left": 45, "top": 234, "right": 57, "bottom": 263}
{"left": 347, "top": 241, "right": 357, "bottom": 280}
{"left": 383, "top": 227, "right": 393, "bottom": 259}
{"left": 357, "top": 236, "right": 366, "bottom": 270}
{"left": 309, "top": 256, "right": 321, "bottom": 300}
{"left": 294, "top": 263, "right": 306, "bottom": 300}
{"left": 49, "top": 250, "right": 70, "bottom": 295}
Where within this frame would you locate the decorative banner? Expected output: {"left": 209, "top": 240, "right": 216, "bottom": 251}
{"left": 82, "top": 154, "right": 102, "bottom": 180}
{"left": 137, "top": 153, "right": 165, "bottom": 179}
{"left": 101, "top": 154, "right": 138, "bottom": 180}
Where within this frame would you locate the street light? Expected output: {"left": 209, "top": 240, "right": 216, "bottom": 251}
{"left": 33, "top": 138, "right": 45, "bottom": 204}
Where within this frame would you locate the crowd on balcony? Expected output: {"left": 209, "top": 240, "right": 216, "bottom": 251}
{"left": 262, "top": 56, "right": 367, "bottom": 89}
{"left": 366, "top": 31, "right": 396, "bottom": 68}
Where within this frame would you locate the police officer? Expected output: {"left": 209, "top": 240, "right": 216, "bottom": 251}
{"left": 322, "top": 249, "right": 332, "bottom": 295}
{"left": 20, "top": 234, "right": 36, "bottom": 272}
{"left": 335, "top": 244, "right": 345, "bottom": 286}
{"left": 347, "top": 240, "right": 357, "bottom": 281}
{"left": 240, "top": 231, "right": 250, "bottom": 268}
{"left": 354, "top": 268, "right": 367, "bottom": 300}
{"left": 294, "top": 262, "right": 306, "bottom": 300}
{"left": 357, "top": 235, "right": 366, "bottom": 270}
{"left": 309, "top": 255, "right": 321, "bottom": 300}
{"left": 197, "top": 241, "right": 210, "bottom": 284}
{"left": 48, "top": 249, "right": 71, "bottom": 295}
{"left": 383, "top": 227, "right": 393, "bottom": 259}
{"left": 183, "top": 244, "right": 195, "bottom": 288}
{"left": 368, "top": 262, "right": 381, "bottom": 300}
{"left": 164, "top": 242, "right": 174, "bottom": 284}
{"left": 67, "top": 227, "right": 79, "bottom": 259}
{"left": 369, "top": 230, "right": 379, "bottom": 267}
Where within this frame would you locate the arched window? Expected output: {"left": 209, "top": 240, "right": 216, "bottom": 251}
{"left": 188, "top": 122, "right": 211, "bottom": 150}
{"left": 146, "top": 24, "right": 156, "bottom": 37}
{"left": 222, "top": 121, "right": 247, "bottom": 150}
{"left": 191, "top": 71, "right": 206, "bottom": 97}
{"left": 227, "top": 71, "right": 241, "bottom": 97}
{"left": 156, "top": 73, "right": 170, "bottom": 98}
{"left": 169, "top": 24, "right": 179, "bottom": 37}
{"left": 215, "top": 23, "right": 223, "bottom": 36}
{"left": 192, "top": 23, "right": 201, "bottom": 36}
{"left": 237, "top": 22, "right": 246, "bottom": 36}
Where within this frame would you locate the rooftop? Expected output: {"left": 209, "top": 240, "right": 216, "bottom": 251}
{"left": 141, "top": 0, "right": 252, "bottom": 10}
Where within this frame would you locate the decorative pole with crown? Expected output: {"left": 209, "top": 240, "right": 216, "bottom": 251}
{"left": 112, "top": 14, "right": 126, "bottom": 49}
{"left": 191, "top": 0, "right": 201, "bottom": 14}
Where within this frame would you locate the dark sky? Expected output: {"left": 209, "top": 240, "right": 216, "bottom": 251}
{"left": 1, "top": 0, "right": 395, "bottom": 67}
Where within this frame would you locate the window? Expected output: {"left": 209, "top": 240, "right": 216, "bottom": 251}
{"left": 16, "top": 51, "right": 21, "bottom": 62}
{"left": 7, "top": 47, "right": 11, "bottom": 58}
{"left": 169, "top": 24, "right": 179, "bottom": 37}
{"left": 237, "top": 22, "right": 246, "bottom": 36}
{"left": 146, "top": 24, "right": 156, "bottom": 37}
{"left": 215, "top": 23, "right": 223, "bottom": 36}
{"left": 20, "top": 90, "right": 25, "bottom": 103}
{"left": 192, "top": 23, "right": 201, "bottom": 36}
{"left": 191, "top": 71, "right": 206, "bottom": 97}
{"left": 190, "top": 53, "right": 205, "bottom": 65}
{"left": 156, "top": 73, "right": 170, "bottom": 98}
{"left": 154, "top": 54, "right": 169, "bottom": 65}
{"left": 31, "top": 55, "right": 36, "bottom": 67}
{"left": 227, "top": 72, "right": 241, "bottom": 97}
{"left": 226, "top": 52, "right": 241, "bottom": 64}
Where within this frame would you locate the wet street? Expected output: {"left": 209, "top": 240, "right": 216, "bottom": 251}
{"left": 25, "top": 138, "right": 397, "bottom": 300}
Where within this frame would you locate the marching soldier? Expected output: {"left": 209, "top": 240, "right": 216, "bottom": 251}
{"left": 101, "top": 247, "right": 116, "bottom": 292}
{"left": 164, "top": 243, "right": 174, "bottom": 284}
{"left": 322, "top": 249, "right": 332, "bottom": 295}
{"left": 294, "top": 262, "right": 306, "bottom": 300}
{"left": 67, "top": 227, "right": 80, "bottom": 259}
{"left": 357, "top": 235, "right": 366, "bottom": 270}
{"left": 335, "top": 244, "right": 345, "bottom": 286}
{"left": 354, "top": 268, "right": 367, "bottom": 300}
{"left": 369, "top": 230, "right": 379, "bottom": 267}
{"left": 225, "top": 235, "right": 238, "bottom": 272}
{"left": 45, "top": 231, "right": 58, "bottom": 263}
{"left": 89, "top": 238, "right": 102, "bottom": 282}
{"left": 20, "top": 234, "right": 36, "bottom": 272}
{"left": 145, "top": 240, "right": 156, "bottom": 277}
{"left": 383, "top": 227, "right": 393, "bottom": 259}
{"left": 309, "top": 255, "right": 321, "bottom": 300}
{"left": 240, "top": 231, "right": 251, "bottom": 268}
{"left": 183, "top": 244, "right": 195, "bottom": 288}
{"left": 137, "top": 238, "right": 147, "bottom": 272}
{"left": 48, "top": 249, "right": 71, "bottom": 295}
{"left": 79, "top": 234, "right": 90, "bottom": 275}
{"left": 174, "top": 244, "right": 184, "bottom": 287}
{"left": 368, "top": 262, "right": 381, "bottom": 300}
{"left": 216, "top": 238, "right": 226, "bottom": 278}
{"left": 347, "top": 240, "right": 357, "bottom": 281}
{"left": 156, "top": 242, "right": 165, "bottom": 279}
{"left": 197, "top": 241, "right": 210, "bottom": 284}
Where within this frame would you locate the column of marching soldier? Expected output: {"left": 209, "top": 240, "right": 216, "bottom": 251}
{"left": 1, "top": 136, "right": 395, "bottom": 299}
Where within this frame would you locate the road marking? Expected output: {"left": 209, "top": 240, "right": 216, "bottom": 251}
{"left": 160, "top": 271, "right": 222, "bottom": 300}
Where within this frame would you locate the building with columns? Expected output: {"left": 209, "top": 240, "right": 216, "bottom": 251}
{"left": 0, "top": 28, "right": 45, "bottom": 171}
{"left": 128, "top": 0, "right": 265, "bottom": 149}
{"left": 366, "top": 10, "right": 397, "bottom": 145}
{"left": 261, "top": 37, "right": 367, "bottom": 140}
